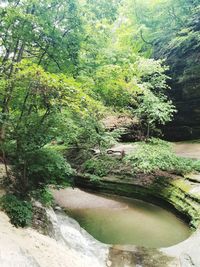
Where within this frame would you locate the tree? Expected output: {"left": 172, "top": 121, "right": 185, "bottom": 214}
{"left": 0, "top": 0, "right": 83, "bottom": 75}
{"left": 134, "top": 91, "right": 176, "bottom": 139}
{"left": 0, "top": 60, "right": 103, "bottom": 194}
{"left": 0, "top": 0, "right": 84, "bottom": 178}
{"left": 0, "top": 0, "right": 178, "bottom": 196}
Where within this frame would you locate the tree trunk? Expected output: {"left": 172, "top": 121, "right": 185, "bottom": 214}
{"left": 147, "top": 122, "right": 150, "bottom": 140}
{"left": 0, "top": 125, "right": 9, "bottom": 179}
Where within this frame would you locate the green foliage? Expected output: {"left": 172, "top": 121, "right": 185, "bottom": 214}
{"left": 31, "top": 187, "right": 54, "bottom": 207}
{"left": 134, "top": 91, "right": 176, "bottom": 138}
{"left": 78, "top": 0, "right": 175, "bottom": 139}
{"left": 67, "top": 115, "right": 120, "bottom": 152}
{"left": 131, "top": 58, "right": 176, "bottom": 138}
{"left": 125, "top": 138, "right": 200, "bottom": 175}
{"left": 128, "top": 0, "right": 200, "bottom": 61}
{"left": 0, "top": 61, "right": 104, "bottom": 194}
{"left": 84, "top": 0, "right": 121, "bottom": 22}
{"left": 0, "top": 0, "right": 83, "bottom": 74}
{"left": 83, "top": 155, "right": 119, "bottom": 177}
{"left": 134, "top": 58, "right": 170, "bottom": 94}
{"left": 93, "top": 64, "right": 141, "bottom": 108}
{"left": 1, "top": 194, "right": 32, "bottom": 227}
{"left": 18, "top": 148, "right": 73, "bottom": 189}
{"left": 87, "top": 174, "right": 101, "bottom": 182}
{"left": 0, "top": 0, "right": 182, "bottom": 200}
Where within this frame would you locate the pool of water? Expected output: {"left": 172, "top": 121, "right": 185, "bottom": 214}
{"left": 53, "top": 188, "right": 191, "bottom": 248}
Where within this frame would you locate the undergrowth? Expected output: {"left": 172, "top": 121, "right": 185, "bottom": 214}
{"left": 125, "top": 138, "right": 200, "bottom": 175}
{"left": 1, "top": 194, "right": 33, "bottom": 227}
{"left": 83, "top": 155, "right": 121, "bottom": 177}
{"left": 31, "top": 187, "right": 54, "bottom": 207}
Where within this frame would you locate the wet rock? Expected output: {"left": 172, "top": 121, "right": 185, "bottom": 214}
{"left": 32, "top": 202, "right": 109, "bottom": 265}
{"left": 72, "top": 173, "right": 200, "bottom": 266}
{"left": 32, "top": 201, "right": 55, "bottom": 236}
{"left": 108, "top": 247, "right": 178, "bottom": 267}
{"left": 54, "top": 210, "right": 108, "bottom": 264}
{"left": 163, "top": 229, "right": 200, "bottom": 267}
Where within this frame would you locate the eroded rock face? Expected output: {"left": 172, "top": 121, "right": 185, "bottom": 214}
{"left": 164, "top": 102, "right": 200, "bottom": 141}
{"left": 157, "top": 25, "right": 200, "bottom": 141}
{"left": 51, "top": 209, "right": 108, "bottom": 264}
{"left": 0, "top": 210, "right": 108, "bottom": 267}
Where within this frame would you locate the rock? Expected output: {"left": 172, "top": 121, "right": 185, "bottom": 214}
{"left": 54, "top": 210, "right": 108, "bottom": 264}
{"left": 74, "top": 174, "right": 200, "bottom": 229}
{"left": 101, "top": 115, "right": 144, "bottom": 142}
{"left": 32, "top": 201, "right": 54, "bottom": 236}
{"left": 162, "top": 229, "right": 200, "bottom": 267}
{"left": 154, "top": 24, "right": 200, "bottom": 141}
{"left": 107, "top": 260, "right": 112, "bottom": 267}
{"left": 107, "top": 247, "right": 179, "bottom": 267}
{"left": 54, "top": 205, "right": 62, "bottom": 211}
{"left": 31, "top": 202, "right": 109, "bottom": 266}
{"left": 0, "top": 238, "right": 40, "bottom": 267}
{"left": 180, "top": 254, "right": 196, "bottom": 267}
{"left": 0, "top": 210, "right": 108, "bottom": 267}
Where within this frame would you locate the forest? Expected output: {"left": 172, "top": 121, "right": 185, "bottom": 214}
{"left": 0, "top": 0, "right": 200, "bottom": 253}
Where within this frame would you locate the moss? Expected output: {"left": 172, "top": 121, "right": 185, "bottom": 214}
{"left": 172, "top": 179, "right": 192, "bottom": 192}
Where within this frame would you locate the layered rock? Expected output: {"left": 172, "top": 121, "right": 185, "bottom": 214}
{"left": 157, "top": 14, "right": 200, "bottom": 141}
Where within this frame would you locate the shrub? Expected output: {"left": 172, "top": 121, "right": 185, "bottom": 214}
{"left": 83, "top": 155, "right": 119, "bottom": 177}
{"left": 12, "top": 148, "right": 74, "bottom": 191}
{"left": 134, "top": 92, "right": 176, "bottom": 138}
{"left": 87, "top": 174, "right": 101, "bottom": 182}
{"left": 124, "top": 138, "right": 200, "bottom": 175}
{"left": 27, "top": 148, "right": 73, "bottom": 186}
{"left": 1, "top": 194, "right": 33, "bottom": 227}
{"left": 31, "top": 187, "right": 54, "bottom": 207}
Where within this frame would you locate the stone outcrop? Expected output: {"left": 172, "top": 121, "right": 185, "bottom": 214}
{"left": 156, "top": 18, "right": 200, "bottom": 141}
{"left": 101, "top": 115, "right": 144, "bottom": 142}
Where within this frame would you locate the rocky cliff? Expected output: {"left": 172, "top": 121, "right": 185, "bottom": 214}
{"left": 157, "top": 11, "right": 200, "bottom": 141}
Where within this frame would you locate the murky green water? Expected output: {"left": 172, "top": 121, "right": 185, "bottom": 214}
{"left": 68, "top": 195, "right": 191, "bottom": 248}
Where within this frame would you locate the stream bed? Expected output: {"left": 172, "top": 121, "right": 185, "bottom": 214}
{"left": 53, "top": 188, "right": 191, "bottom": 248}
